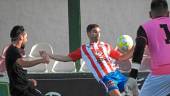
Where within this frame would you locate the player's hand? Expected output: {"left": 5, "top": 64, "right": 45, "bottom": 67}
{"left": 39, "top": 51, "right": 46, "bottom": 57}
{"left": 39, "top": 51, "right": 50, "bottom": 64}
{"left": 44, "top": 55, "right": 50, "bottom": 64}
{"left": 29, "top": 79, "right": 37, "bottom": 87}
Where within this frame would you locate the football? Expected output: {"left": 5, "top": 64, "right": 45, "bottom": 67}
{"left": 116, "top": 35, "right": 133, "bottom": 53}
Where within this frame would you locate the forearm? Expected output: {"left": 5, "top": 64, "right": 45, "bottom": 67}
{"left": 130, "top": 40, "right": 145, "bottom": 79}
{"left": 132, "top": 38, "right": 146, "bottom": 64}
{"left": 132, "top": 26, "right": 148, "bottom": 64}
{"left": 118, "top": 46, "right": 134, "bottom": 61}
{"left": 21, "top": 58, "right": 45, "bottom": 67}
{"left": 130, "top": 26, "right": 148, "bottom": 79}
{"left": 49, "top": 54, "right": 72, "bottom": 62}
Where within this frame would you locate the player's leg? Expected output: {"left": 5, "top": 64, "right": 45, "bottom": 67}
{"left": 29, "top": 88, "right": 43, "bottom": 96}
{"left": 22, "top": 90, "right": 36, "bottom": 96}
{"left": 101, "top": 70, "right": 127, "bottom": 96}
{"left": 140, "top": 74, "right": 170, "bottom": 96}
{"left": 109, "top": 89, "right": 121, "bottom": 96}
{"left": 101, "top": 79, "right": 121, "bottom": 96}
{"left": 30, "top": 89, "right": 43, "bottom": 96}
{"left": 101, "top": 74, "right": 121, "bottom": 96}
{"left": 24, "top": 86, "right": 43, "bottom": 96}
{"left": 124, "top": 77, "right": 139, "bottom": 96}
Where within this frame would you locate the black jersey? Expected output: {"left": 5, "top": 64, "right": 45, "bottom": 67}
{"left": 5, "top": 44, "right": 42, "bottom": 96}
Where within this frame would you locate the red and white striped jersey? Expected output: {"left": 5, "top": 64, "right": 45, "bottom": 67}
{"left": 68, "top": 41, "right": 121, "bottom": 81}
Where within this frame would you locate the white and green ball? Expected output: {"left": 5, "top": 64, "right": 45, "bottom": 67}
{"left": 116, "top": 35, "right": 133, "bottom": 52}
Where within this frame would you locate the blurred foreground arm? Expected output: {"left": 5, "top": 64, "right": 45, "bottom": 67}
{"left": 117, "top": 46, "right": 134, "bottom": 61}
{"left": 130, "top": 26, "right": 148, "bottom": 79}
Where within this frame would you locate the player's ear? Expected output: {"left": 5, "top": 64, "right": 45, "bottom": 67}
{"left": 18, "top": 34, "right": 24, "bottom": 40}
{"left": 87, "top": 32, "right": 90, "bottom": 37}
{"left": 149, "top": 11, "right": 153, "bottom": 18}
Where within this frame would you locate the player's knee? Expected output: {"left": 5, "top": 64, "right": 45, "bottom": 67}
{"left": 109, "top": 89, "right": 121, "bottom": 96}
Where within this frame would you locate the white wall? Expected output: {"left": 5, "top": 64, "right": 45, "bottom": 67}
{"left": 81, "top": 0, "right": 150, "bottom": 46}
{"left": 0, "top": 0, "right": 69, "bottom": 55}
{"left": 81, "top": 0, "right": 170, "bottom": 46}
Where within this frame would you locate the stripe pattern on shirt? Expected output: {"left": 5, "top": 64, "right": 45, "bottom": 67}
{"left": 81, "top": 42, "right": 117, "bottom": 81}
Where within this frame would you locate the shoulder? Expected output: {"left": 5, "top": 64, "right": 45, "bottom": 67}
{"left": 80, "top": 44, "right": 87, "bottom": 49}
{"left": 8, "top": 45, "right": 18, "bottom": 52}
{"left": 100, "top": 41, "right": 109, "bottom": 45}
{"left": 142, "top": 19, "right": 154, "bottom": 25}
{"left": 100, "top": 42, "right": 111, "bottom": 47}
{"left": 6, "top": 45, "right": 20, "bottom": 56}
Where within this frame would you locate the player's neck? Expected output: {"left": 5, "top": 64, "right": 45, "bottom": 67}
{"left": 90, "top": 40, "right": 100, "bottom": 43}
{"left": 12, "top": 41, "right": 22, "bottom": 48}
{"left": 152, "top": 16, "right": 168, "bottom": 19}
{"left": 151, "top": 13, "right": 169, "bottom": 19}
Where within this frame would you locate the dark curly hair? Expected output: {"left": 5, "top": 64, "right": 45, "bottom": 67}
{"left": 10, "top": 25, "right": 25, "bottom": 41}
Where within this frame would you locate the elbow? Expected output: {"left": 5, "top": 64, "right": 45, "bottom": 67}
{"left": 118, "top": 56, "right": 129, "bottom": 61}
{"left": 63, "top": 60, "right": 69, "bottom": 62}
{"left": 58, "top": 59, "right": 71, "bottom": 62}
{"left": 63, "top": 59, "right": 72, "bottom": 62}
{"left": 21, "top": 64, "right": 30, "bottom": 68}
{"left": 116, "top": 58, "right": 124, "bottom": 62}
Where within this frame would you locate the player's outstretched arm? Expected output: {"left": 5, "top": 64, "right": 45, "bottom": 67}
{"left": 16, "top": 57, "right": 50, "bottom": 68}
{"left": 39, "top": 50, "right": 72, "bottom": 62}
{"left": 48, "top": 54, "right": 72, "bottom": 62}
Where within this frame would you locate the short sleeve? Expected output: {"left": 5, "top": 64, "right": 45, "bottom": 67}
{"left": 12, "top": 48, "right": 22, "bottom": 63}
{"left": 68, "top": 48, "right": 81, "bottom": 62}
{"left": 5, "top": 45, "right": 22, "bottom": 66}
{"left": 109, "top": 49, "right": 121, "bottom": 60}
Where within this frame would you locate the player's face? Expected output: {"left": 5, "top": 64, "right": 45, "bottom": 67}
{"left": 87, "top": 27, "right": 101, "bottom": 42}
{"left": 21, "top": 32, "right": 28, "bottom": 47}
